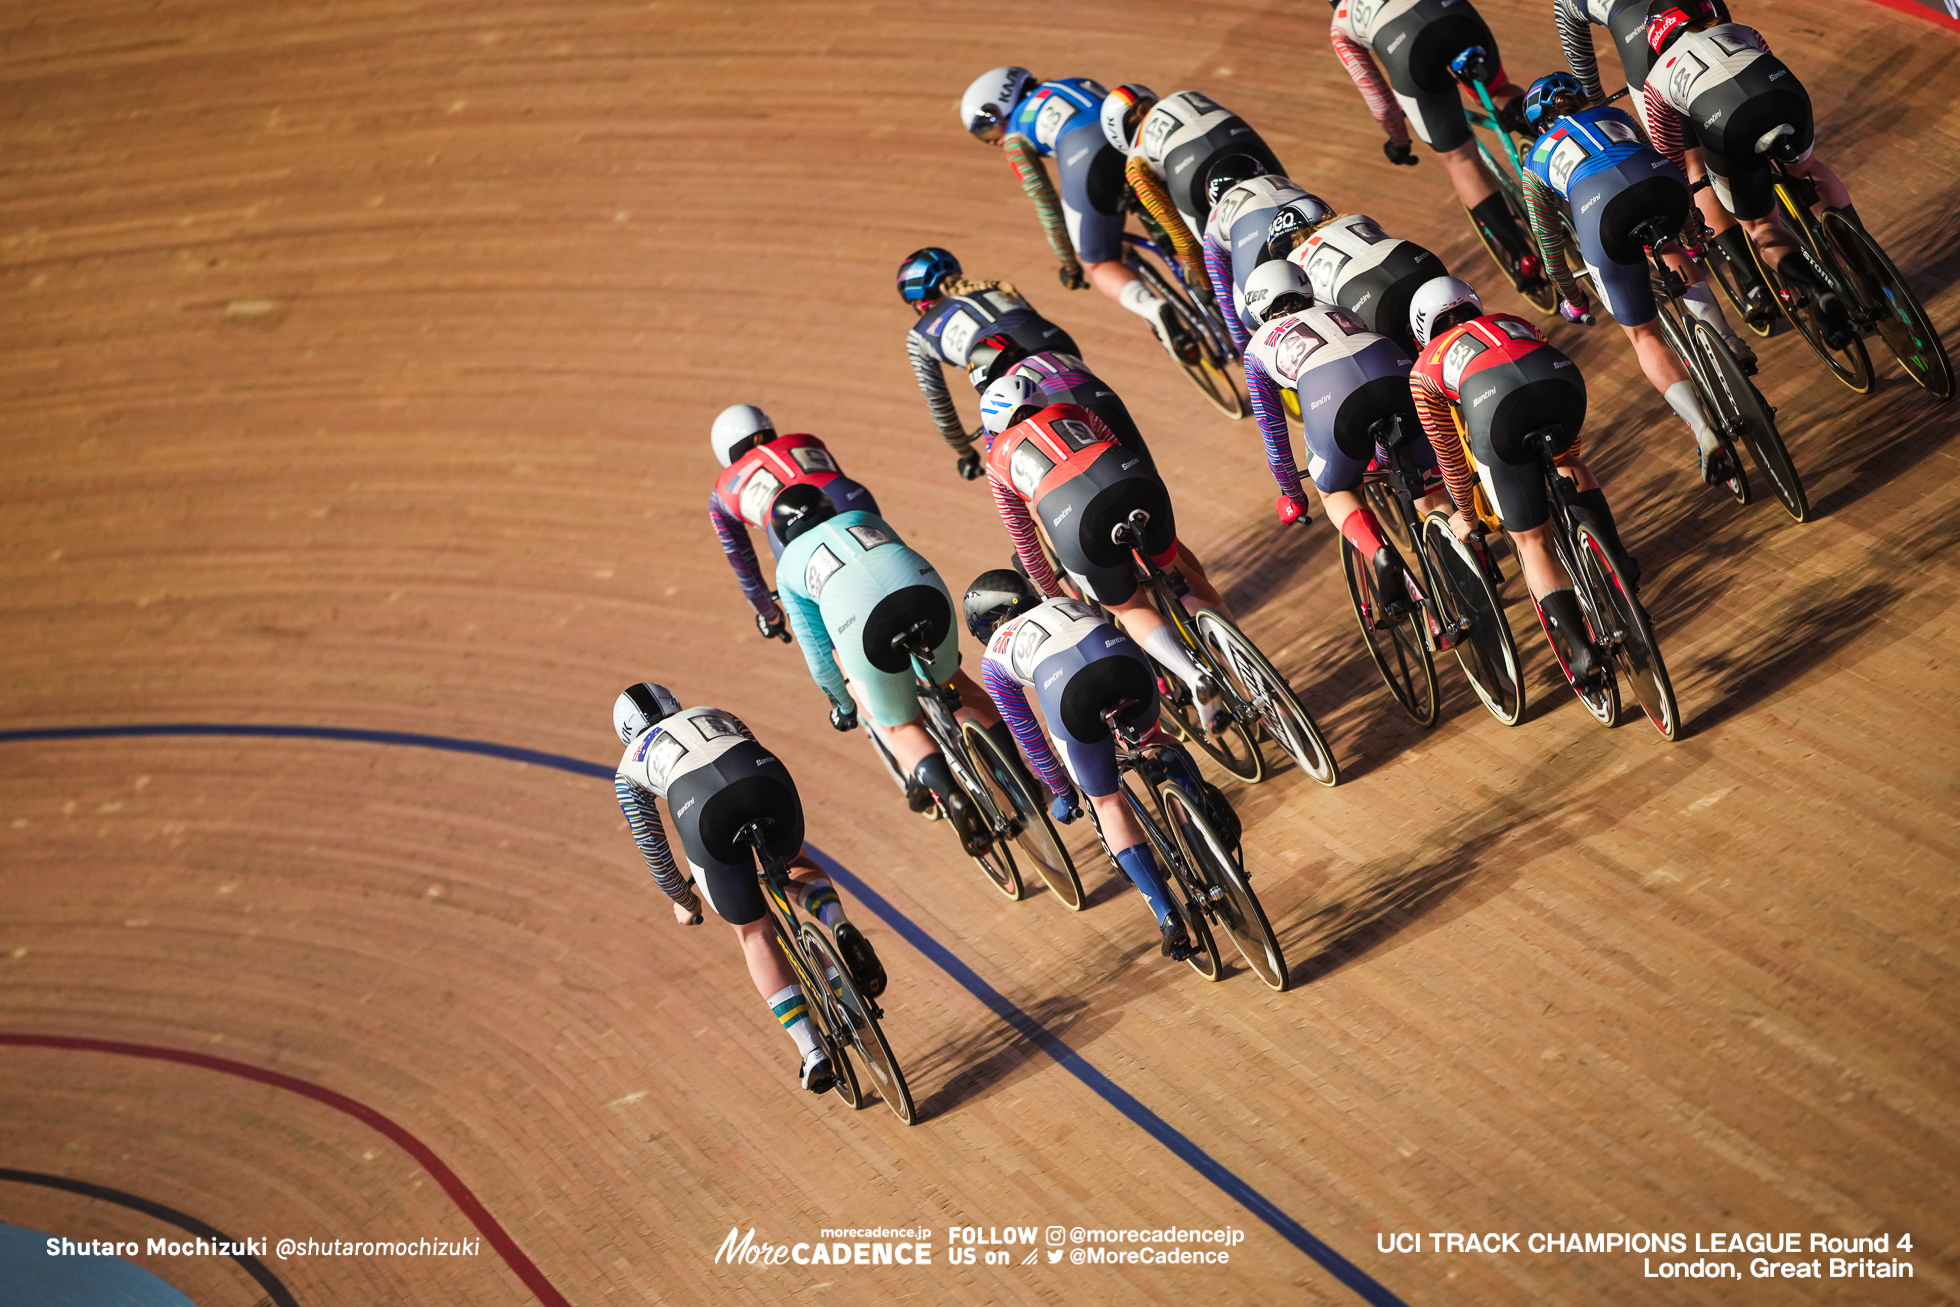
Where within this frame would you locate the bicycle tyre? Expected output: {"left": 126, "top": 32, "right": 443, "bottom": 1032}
{"left": 1699, "top": 244, "right": 1775, "bottom": 338}
{"left": 1574, "top": 524, "right": 1680, "bottom": 740}
{"left": 1660, "top": 302, "right": 1750, "bottom": 506}
{"left": 1421, "top": 513, "right": 1525, "bottom": 726}
{"left": 1193, "top": 611, "right": 1339, "bottom": 786}
{"left": 1547, "top": 528, "right": 1621, "bottom": 726}
{"left": 1464, "top": 189, "right": 1556, "bottom": 314}
{"left": 1822, "top": 211, "right": 1955, "bottom": 402}
{"left": 1156, "top": 675, "right": 1264, "bottom": 783}
{"left": 1751, "top": 216, "right": 1873, "bottom": 394}
{"left": 1690, "top": 320, "right": 1809, "bottom": 522}
{"left": 1339, "top": 535, "right": 1440, "bottom": 727}
{"left": 777, "top": 917, "right": 862, "bottom": 1109}
{"left": 939, "top": 731, "right": 1025, "bottom": 900}
{"left": 1119, "top": 774, "right": 1220, "bottom": 981}
{"left": 1363, "top": 479, "right": 1419, "bottom": 567}
{"left": 800, "top": 922, "right": 916, "bottom": 1124}
{"left": 1159, "top": 781, "right": 1287, "bottom": 990}
{"left": 962, "top": 721, "right": 1085, "bottom": 911}
{"left": 1129, "top": 256, "right": 1251, "bottom": 419}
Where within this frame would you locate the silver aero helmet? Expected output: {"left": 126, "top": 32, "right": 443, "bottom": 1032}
{"left": 711, "top": 403, "right": 776, "bottom": 468}
{"left": 1243, "top": 259, "right": 1315, "bottom": 325}
{"left": 614, "top": 682, "right": 682, "bottom": 746}
{"left": 1098, "top": 84, "right": 1158, "bottom": 153}
{"left": 961, "top": 67, "right": 1036, "bottom": 143}
{"left": 1409, "top": 276, "right": 1483, "bottom": 348}
{"left": 979, "top": 374, "right": 1044, "bottom": 436}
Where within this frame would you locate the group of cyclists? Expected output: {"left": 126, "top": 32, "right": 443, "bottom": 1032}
{"left": 614, "top": 0, "right": 1951, "bottom": 1101}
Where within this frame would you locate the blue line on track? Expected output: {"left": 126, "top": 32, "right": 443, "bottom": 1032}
{"left": 2, "top": 722, "right": 1407, "bottom": 1307}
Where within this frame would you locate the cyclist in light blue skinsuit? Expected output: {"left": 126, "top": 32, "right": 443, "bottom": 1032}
{"left": 771, "top": 484, "right": 992, "bottom": 854}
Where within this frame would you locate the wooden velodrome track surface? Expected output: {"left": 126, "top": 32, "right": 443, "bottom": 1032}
{"left": 1, "top": 0, "right": 1956, "bottom": 1302}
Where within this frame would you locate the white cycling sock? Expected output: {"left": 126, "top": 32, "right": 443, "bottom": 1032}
{"left": 1663, "top": 380, "right": 1720, "bottom": 454}
{"left": 1118, "top": 277, "right": 1166, "bottom": 323}
{"left": 768, "top": 984, "right": 821, "bottom": 1059}
{"left": 1139, "top": 624, "right": 1207, "bottom": 696}
{"left": 1682, "top": 283, "right": 1747, "bottom": 347}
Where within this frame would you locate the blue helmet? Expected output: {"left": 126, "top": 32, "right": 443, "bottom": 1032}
{"left": 1523, "top": 73, "right": 1587, "bottom": 132}
{"left": 897, "top": 247, "right": 961, "bottom": 304}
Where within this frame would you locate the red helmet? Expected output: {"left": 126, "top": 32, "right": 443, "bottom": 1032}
{"left": 1646, "top": 0, "right": 1722, "bottom": 56}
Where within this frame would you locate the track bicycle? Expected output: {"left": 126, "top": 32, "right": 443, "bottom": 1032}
{"left": 1517, "top": 426, "right": 1682, "bottom": 739}
{"left": 1451, "top": 47, "right": 1562, "bottom": 314}
{"left": 889, "top": 619, "right": 1085, "bottom": 908}
{"left": 1109, "top": 509, "right": 1339, "bottom": 787}
{"left": 1346, "top": 415, "right": 1525, "bottom": 727}
{"left": 1743, "top": 136, "right": 1954, "bottom": 401}
{"left": 1119, "top": 228, "right": 1251, "bottom": 419}
{"left": 738, "top": 819, "right": 915, "bottom": 1124}
{"left": 1629, "top": 213, "right": 1809, "bottom": 522}
{"left": 1088, "top": 701, "right": 1288, "bottom": 990}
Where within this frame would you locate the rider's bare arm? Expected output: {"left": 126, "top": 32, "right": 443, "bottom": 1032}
{"left": 1003, "top": 132, "right": 1083, "bottom": 279}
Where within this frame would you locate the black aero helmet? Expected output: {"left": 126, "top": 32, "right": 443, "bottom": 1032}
{"left": 771, "top": 482, "right": 838, "bottom": 545}
{"left": 962, "top": 568, "right": 1040, "bottom": 641}
{"left": 964, "top": 332, "right": 1029, "bottom": 389}
{"left": 1203, "top": 153, "right": 1269, "bottom": 209}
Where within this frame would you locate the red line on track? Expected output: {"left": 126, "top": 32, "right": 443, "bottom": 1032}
{"left": 1860, "top": 0, "right": 1960, "bottom": 32}
{"left": 0, "top": 1033, "right": 570, "bottom": 1307}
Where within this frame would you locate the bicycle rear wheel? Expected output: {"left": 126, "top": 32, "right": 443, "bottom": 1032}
{"left": 1119, "top": 775, "right": 1220, "bottom": 981}
{"left": 1661, "top": 304, "right": 1751, "bottom": 506}
{"left": 1194, "top": 611, "right": 1339, "bottom": 785}
{"left": 1464, "top": 185, "right": 1555, "bottom": 313}
{"left": 1752, "top": 227, "right": 1873, "bottom": 394}
{"left": 1340, "top": 536, "right": 1439, "bottom": 727}
{"left": 962, "top": 722, "right": 1084, "bottom": 911}
{"left": 1129, "top": 255, "right": 1250, "bottom": 419}
{"left": 1160, "top": 782, "right": 1286, "bottom": 990}
{"left": 1575, "top": 524, "right": 1680, "bottom": 740}
{"left": 1700, "top": 244, "right": 1775, "bottom": 338}
{"left": 942, "top": 737, "right": 1025, "bottom": 900}
{"left": 1690, "top": 320, "right": 1808, "bottom": 522}
{"left": 1421, "top": 513, "right": 1524, "bottom": 726}
{"left": 800, "top": 922, "right": 915, "bottom": 1124}
{"left": 1823, "top": 211, "right": 1955, "bottom": 402}
{"left": 777, "top": 919, "right": 863, "bottom": 1108}
{"left": 1156, "top": 678, "right": 1264, "bottom": 783}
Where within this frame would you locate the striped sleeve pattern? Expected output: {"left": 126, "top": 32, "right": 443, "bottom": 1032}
{"left": 1204, "top": 238, "right": 1250, "bottom": 353}
{"left": 1332, "top": 23, "right": 1405, "bottom": 137}
{"left": 710, "top": 490, "right": 776, "bottom": 617}
{"left": 1556, "top": 0, "right": 1605, "bottom": 102}
{"left": 982, "top": 658, "right": 1070, "bottom": 799}
{"left": 1126, "top": 155, "right": 1211, "bottom": 296}
{"left": 1413, "top": 371, "right": 1477, "bottom": 512}
{"left": 1004, "top": 133, "right": 1081, "bottom": 274}
{"left": 907, "top": 329, "right": 969, "bottom": 451}
{"left": 1523, "top": 172, "right": 1581, "bottom": 305}
{"left": 1245, "top": 362, "right": 1305, "bottom": 498}
{"left": 989, "top": 469, "right": 1062, "bottom": 597}
{"left": 616, "top": 776, "right": 692, "bottom": 901}
{"left": 1644, "top": 84, "right": 1688, "bottom": 172}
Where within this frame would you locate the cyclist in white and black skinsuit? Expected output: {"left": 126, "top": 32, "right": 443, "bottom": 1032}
{"left": 1271, "top": 205, "right": 1451, "bottom": 357}
{"left": 1203, "top": 177, "right": 1331, "bottom": 353}
{"left": 611, "top": 683, "right": 884, "bottom": 1096}
{"left": 1329, "top": 0, "right": 1537, "bottom": 275}
{"left": 1554, "top": 0, "right": 1773, "bottom": 320}
{"left": 898, "top": 248, "right": 1082, "bottom": 479}
{"left": 1641, "top": 2, "right": 1861, "bottom": 345}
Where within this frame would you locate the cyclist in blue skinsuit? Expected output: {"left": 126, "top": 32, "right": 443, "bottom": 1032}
{"left": 898, "top": 247, "right": 1082, "bottom": 479}
{"left": 1518, "top": 72, "right": 1753, "bottom": 487}
{"left": 771, "top": 484, "right": 998, "bottom": 855}
{"left": 964, "top": 571, "right": 1224, "bottom": 961}
{"left": 959, "top": 68, "right": 1195, "bottom": 357}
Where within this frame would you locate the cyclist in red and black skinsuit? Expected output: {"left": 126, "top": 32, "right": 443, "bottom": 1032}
{"left": 979, "top": 390, "right": 1232, "bottom": 731}
{"left": 1407, "top": 276, "right": 1635, "bottom": 687}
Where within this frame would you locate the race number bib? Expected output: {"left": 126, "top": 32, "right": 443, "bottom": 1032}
{"left": 790, "top": 445, "right": 836, "bottom": 474}
{"left": 1033, "top": 92, "right": 1076, "bottom": 150}
{"left": 1009, "top": 442, "right": 1056, "bottom": 500}
{"left": 738, "top": 468, "right": 782, "bottom": 527}
{"left": 1666, "top": 51, "right": 1708, "bottom": 109}
{"left": 1010, "top": 615, "right": 1052, "bottom": 676}
{"left": 1346, "top": 0, "right": 1386, "bottom": 43}
{"left": 688, "top": 710, "right": 744, "bottom": 743}
{"left": 1271, "top": 323, "right": 1327, "bottom": 383}
{"left": 645, "top": 731, "right": 689, "bottom": 791}
{"left": 1303, "top": 243, "right": 1351, "bottom": 304}
{"left": 1595, "top": 117, "right": 1642, "bottom": 146}
{"left": 1139, "top": 107, "right": 1182, "bottom": 162}
{"left": 939, "top": 308, "right": 982, "bottom": 364}
{"left": 804, "top": 544, "right": 844, "bottom": 599}
{"left": 846, "top": 523, "right": 892, "bottom": 550}
{"left": 1547, "top": 136, "right": 1590, "bottom": 195}
{"left": 1049, "top": 417, "right": 1099, "bottom": 449}
{"left": 1440, "top": 334, "right": 1485, "bottom": 393}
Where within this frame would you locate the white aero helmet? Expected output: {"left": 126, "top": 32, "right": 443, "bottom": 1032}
{"left": 711, "top": 403, "right": 775, "bottom": 468}
{"left": 1409, "top": 276, "right": 1483, "bottom": 348}
{"left": 961, "top": 67, "right": 1036, "bottom": 141}
{"left": 979, "top": 373, "right": 1044, "bottom": 435}
{"left": 1243, "top": 259, "right": 1315, "bottom": 324}
{"left": 1264, "top": 194, "right": 1337, "bottom": 259}
{"left": 1099, "top": 83, "right": 1158, "bottom": 153}
{"left": 613, "top": 681, "right": 682, "bottom": 746}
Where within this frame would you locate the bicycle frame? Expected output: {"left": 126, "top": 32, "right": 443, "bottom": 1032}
{"left": 1121, "top": 230, "right": 1235, "bottom": 361}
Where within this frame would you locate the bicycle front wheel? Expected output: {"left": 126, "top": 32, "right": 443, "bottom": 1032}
{"left": 962, "top": 722, "right": 1084, "bottom": 911}
{"left": 800, "top": 922, "right": 916, "bottom": 1124}
{"left": 1699, "top": 245, "right": 1775, "bottom": 338}
{"left": 940, "top": 731, "right": 1026, "bottom": 900}
{"left": 1464, "top": 190, "right": 1555, "bottom": 314}
{"left": 1194, "top": 611, "right": 1339, "bottom": 786}
{"left": 1156, "top": 677, "right": 1264, "bottom": 783}
{"left": 1160, "top": 782, "right": 1287, "bottom": 990}
{"left": 1690, "top": 320, "right": 1808, "bottom": 522}
{"left": 1340, "top": 536, "right": 1439, "bottom": 727}
{"left": 1421, "top": 513, "right": 1524, "bottom": 726}
{"left": 1575, "top": 524, "right": 1680, "bottom": 740}
{"left": 1823, "top": 210, "right": 1955, "bottom": 402}
{"left": 1752, "top": 226, "right": 1873, "bottom": 394}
